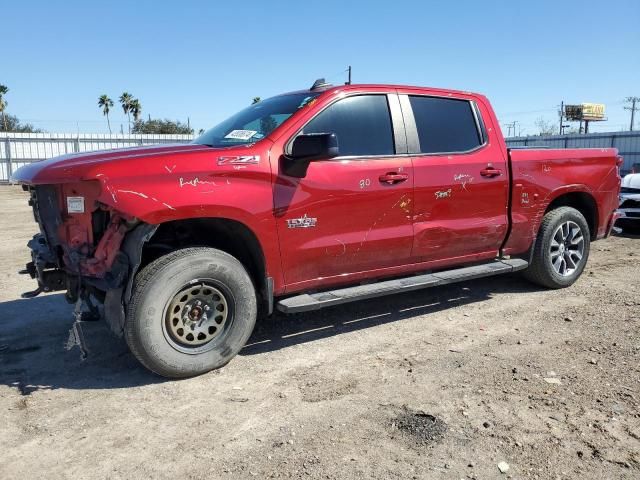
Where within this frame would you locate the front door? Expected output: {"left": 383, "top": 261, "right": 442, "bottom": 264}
{"left": 274, "top": 93, "right": 414, "bottom": 290}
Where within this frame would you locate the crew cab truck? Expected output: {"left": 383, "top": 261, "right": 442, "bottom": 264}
{"left": 12, "top": 80, "right": 622, "bottom": 378}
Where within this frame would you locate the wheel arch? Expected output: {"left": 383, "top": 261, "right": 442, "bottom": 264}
{"left": 132, "top": 217, "right": 272, "bottom": 315}
{"left": 544, "top": 189, "right": 598, "bottom": 241}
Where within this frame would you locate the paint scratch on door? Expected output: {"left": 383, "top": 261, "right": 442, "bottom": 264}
{"left": 435, "top": 189, "right": 452, "bottom": 199}
{"left": 453, "top": 173, "right": 474, "bottom": 191}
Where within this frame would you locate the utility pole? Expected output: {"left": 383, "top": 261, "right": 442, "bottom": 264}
{"left": 346, "top": 66, "right": 352, "bottom": 85}
{"left": 624, "top": 96, "right": 640, "bottom": 131}
{"left": 558, "top": 101, "right": 564, "bottom": 135}
{"left": 505, "top": 121, "right": 517, "bottom": 137}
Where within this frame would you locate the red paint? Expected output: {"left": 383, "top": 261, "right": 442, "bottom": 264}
{"left": 398, "top": 87, "right": 509, "bottom": 264}
{"left": 12, "top": 84, "right": 621, "bottom": 296}
{"left": 79, "top": 214, "right": 128, "bottom": 277}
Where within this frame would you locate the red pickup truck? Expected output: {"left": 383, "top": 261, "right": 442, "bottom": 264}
{"left": 12, "top": 80, "right": 622, "bottom": 378}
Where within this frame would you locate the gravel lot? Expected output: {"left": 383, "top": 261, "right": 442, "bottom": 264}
{"left": 0, "top": 185, "right": 638, "bottom": 479}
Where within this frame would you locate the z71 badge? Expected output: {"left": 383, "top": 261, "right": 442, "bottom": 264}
{"left": 286, "top": 214, "right": 317, "bottom": 229}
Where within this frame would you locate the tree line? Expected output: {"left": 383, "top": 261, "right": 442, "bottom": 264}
{"left": 0, "top": 84, "right": 42, "bottom": 132}
{"left": 0, "top": 83, "right": 194, "bottom": 135}
{"left": 98, "top": 93, "right": 193, "bottom": 134}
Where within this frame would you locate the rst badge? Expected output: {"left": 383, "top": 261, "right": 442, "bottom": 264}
{"left": 286, "top": 214, "right": 317, "bottom": 229}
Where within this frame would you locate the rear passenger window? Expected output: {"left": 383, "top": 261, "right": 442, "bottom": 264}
{"left": 409, "top": 96, "right": 482, "bottom": 153}
{"left": 302, "top": 95, "right": 395, "bottom": 156}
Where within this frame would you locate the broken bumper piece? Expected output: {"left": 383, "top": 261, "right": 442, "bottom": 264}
{"left": 20, "top": 233, "right": 68, "bottom": 298}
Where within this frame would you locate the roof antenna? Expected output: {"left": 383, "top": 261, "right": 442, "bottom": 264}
{"left": 345, "top": 65, "right": 352, "bottom": 85}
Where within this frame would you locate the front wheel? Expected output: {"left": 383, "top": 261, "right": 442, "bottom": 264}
{"left": 523, "top": 206, "right": 591, "bottom": 289}
{"left": 125, "top": 247, "right": 257, "bottom": 378}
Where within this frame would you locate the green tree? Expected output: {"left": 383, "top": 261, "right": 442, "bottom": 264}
{"left": 0, "top": 84, "right": 8, "bottom": 131}
{"left": 130, "top": 98, "right": 142, "bottom": 122}
{"left": 0, "top": 114, "right": 43, "bottom": 133}
{"left": 132, "top": 118, "right": 193, "bottom": 134}
{"left": 119, "top": 92, "right": 134, "bottom": 133}
{"left": 252, "top": 96, "right": 261, "bottom": 104}
{"left": 98, "top": 94, "right": 114, "bottom": 134}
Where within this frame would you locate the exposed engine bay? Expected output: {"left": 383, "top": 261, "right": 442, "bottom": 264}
{"left": 20, "top": 184, "right": 156, "bottom": 338}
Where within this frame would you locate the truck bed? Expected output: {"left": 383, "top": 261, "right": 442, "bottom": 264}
{"left": 503, "top": 147, "right": 621, "bottom": 256}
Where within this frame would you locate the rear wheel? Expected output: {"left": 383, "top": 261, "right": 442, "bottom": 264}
{"left": 125, "top": 247, "right": 257, "bottom": 378}
{"left": 523, "top": 207, "right": 590, "bottom": 289}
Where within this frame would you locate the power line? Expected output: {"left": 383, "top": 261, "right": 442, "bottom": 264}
{"left": 624, "top": 96, "right": 640, "bottom": 131}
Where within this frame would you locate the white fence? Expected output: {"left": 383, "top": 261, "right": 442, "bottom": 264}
{"left": 0, "top": 133, "right": 196, "bottom": 182}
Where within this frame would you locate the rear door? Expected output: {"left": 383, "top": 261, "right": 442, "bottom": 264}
{"left": 399, "top": 92, "right": 509, "bottom": 263}
{"left": 273, "top": 93, "right": 414, "bottom": 290}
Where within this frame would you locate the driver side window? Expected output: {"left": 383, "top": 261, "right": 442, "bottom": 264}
{"left": 302, "top": 95, "right": 395, "bottom": 157}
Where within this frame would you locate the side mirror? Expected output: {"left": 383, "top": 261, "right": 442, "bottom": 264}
{"left": 282, "top": 133, "right": 339, "bottom": 178}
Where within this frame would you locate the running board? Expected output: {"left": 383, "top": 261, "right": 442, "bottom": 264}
{"left": 276, "top": 259, "right": 529, "bottom": 314}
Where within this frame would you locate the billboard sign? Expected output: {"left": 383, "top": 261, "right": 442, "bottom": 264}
{"left": 564, "top": 103, "right": 606, "bottom": 121}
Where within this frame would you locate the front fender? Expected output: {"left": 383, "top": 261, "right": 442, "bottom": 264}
{"left": 97, "top": 168, "right": 283, "bottom": 293}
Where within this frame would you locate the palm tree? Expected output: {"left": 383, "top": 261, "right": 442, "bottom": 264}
{"left": 119, "top": 92, "right": 134, "bottom": 133}
{"left": 0, "top": 85, "right": 9, "bottom": 132}
{"left": 252, "top": 97, "right": 261, "bottom": 104}
{"left": 98, "top": 94, "right": 114, "bottom": 134}
{"left": 130, "top": 98, "right": 142, "bottom": 123}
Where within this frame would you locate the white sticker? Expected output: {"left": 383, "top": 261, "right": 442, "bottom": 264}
{"left": 67, "top": 196, "right": 85, "bottom": 213}
{"left": 224, "top": 129, "right": 257, "bottom": 140}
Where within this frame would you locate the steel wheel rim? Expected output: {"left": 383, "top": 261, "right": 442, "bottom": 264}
{"left": 163, "top": 280, "right": 231, "bottom": 353}
{"left": 549, "top": 220, "right": 584, "bottom": 277}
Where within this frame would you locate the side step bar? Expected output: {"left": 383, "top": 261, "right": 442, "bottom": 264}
{"left": 276, "top": 258, "right": 529, "bottom": 314}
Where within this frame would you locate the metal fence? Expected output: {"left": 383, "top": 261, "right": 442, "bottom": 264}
{"left": 0, "top": 132, "right": 196, "bottom": 182}
{"left": 506, "top": 130, "right": 640, "bottom": 174}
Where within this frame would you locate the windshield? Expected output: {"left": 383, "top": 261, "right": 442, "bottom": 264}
{"left": 193, "top": 92, "right": 319, "bottom": 148}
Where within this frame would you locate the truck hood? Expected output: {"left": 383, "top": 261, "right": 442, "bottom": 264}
{"left": 11, "top": 143, "right": 216, "bottom": 184}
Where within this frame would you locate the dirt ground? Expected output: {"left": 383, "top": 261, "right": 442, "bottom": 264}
{"left": 0, "top": 185, "right": 638, "bottom": 480}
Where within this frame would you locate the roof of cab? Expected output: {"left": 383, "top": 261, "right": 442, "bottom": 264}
{"left": 277, "top": 82, "right": 485, "bottom": 100}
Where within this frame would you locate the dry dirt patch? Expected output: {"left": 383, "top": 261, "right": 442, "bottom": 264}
{"left": 0, "top": 185, "right": 638, "bottom": 479}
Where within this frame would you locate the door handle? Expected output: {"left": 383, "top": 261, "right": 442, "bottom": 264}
{"left": 379, "top": 172, "right": 409, "bottom": 185}
{"left": 480, "top": 167, "right": 502, "bottom": 178}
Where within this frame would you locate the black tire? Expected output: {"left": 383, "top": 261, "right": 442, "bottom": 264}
{"left": 523, "top": 206, "right": 591, "bottom": 289}
{"left": 125, "top": 247, "right": 257, "bottom": 378}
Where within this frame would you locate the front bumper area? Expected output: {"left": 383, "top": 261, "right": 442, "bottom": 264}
{"left": 20, "top": 183, "right": 134, "bottom": 301}
{"left": 20, "top": 233, "right": 70, "bottom": 298}
{"left": 614, "top": 191, "right": 640, "bottom": 231}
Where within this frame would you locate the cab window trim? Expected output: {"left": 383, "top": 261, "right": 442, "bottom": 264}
{"left": 399, "top": 93, "right": 488, "bottom": 156}
{"left": 284, "top": 92, "right": 408, "bottom": 159}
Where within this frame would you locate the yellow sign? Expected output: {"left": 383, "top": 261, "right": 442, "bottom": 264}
{"left": 581, "top": 103, "right": 605, "bottom": 120}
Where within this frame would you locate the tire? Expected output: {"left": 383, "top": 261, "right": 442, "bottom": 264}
{"left": 523, "top": 206, "right": 591, "bottom": 289}
{"left": 125, "top": 247, "right": 257, "bottom": 378}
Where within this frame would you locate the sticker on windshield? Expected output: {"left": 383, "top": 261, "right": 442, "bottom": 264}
{"left": 224, "top": 129, "right": 257, "bottom": 140}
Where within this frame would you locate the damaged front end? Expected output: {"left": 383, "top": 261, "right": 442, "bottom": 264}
{"left": 20, "top": 182, "right": 156, "bottom": 338}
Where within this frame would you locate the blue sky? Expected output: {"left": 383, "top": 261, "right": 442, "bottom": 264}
{"left": 3, "top": 0, "right": 639, "bottom": 135}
